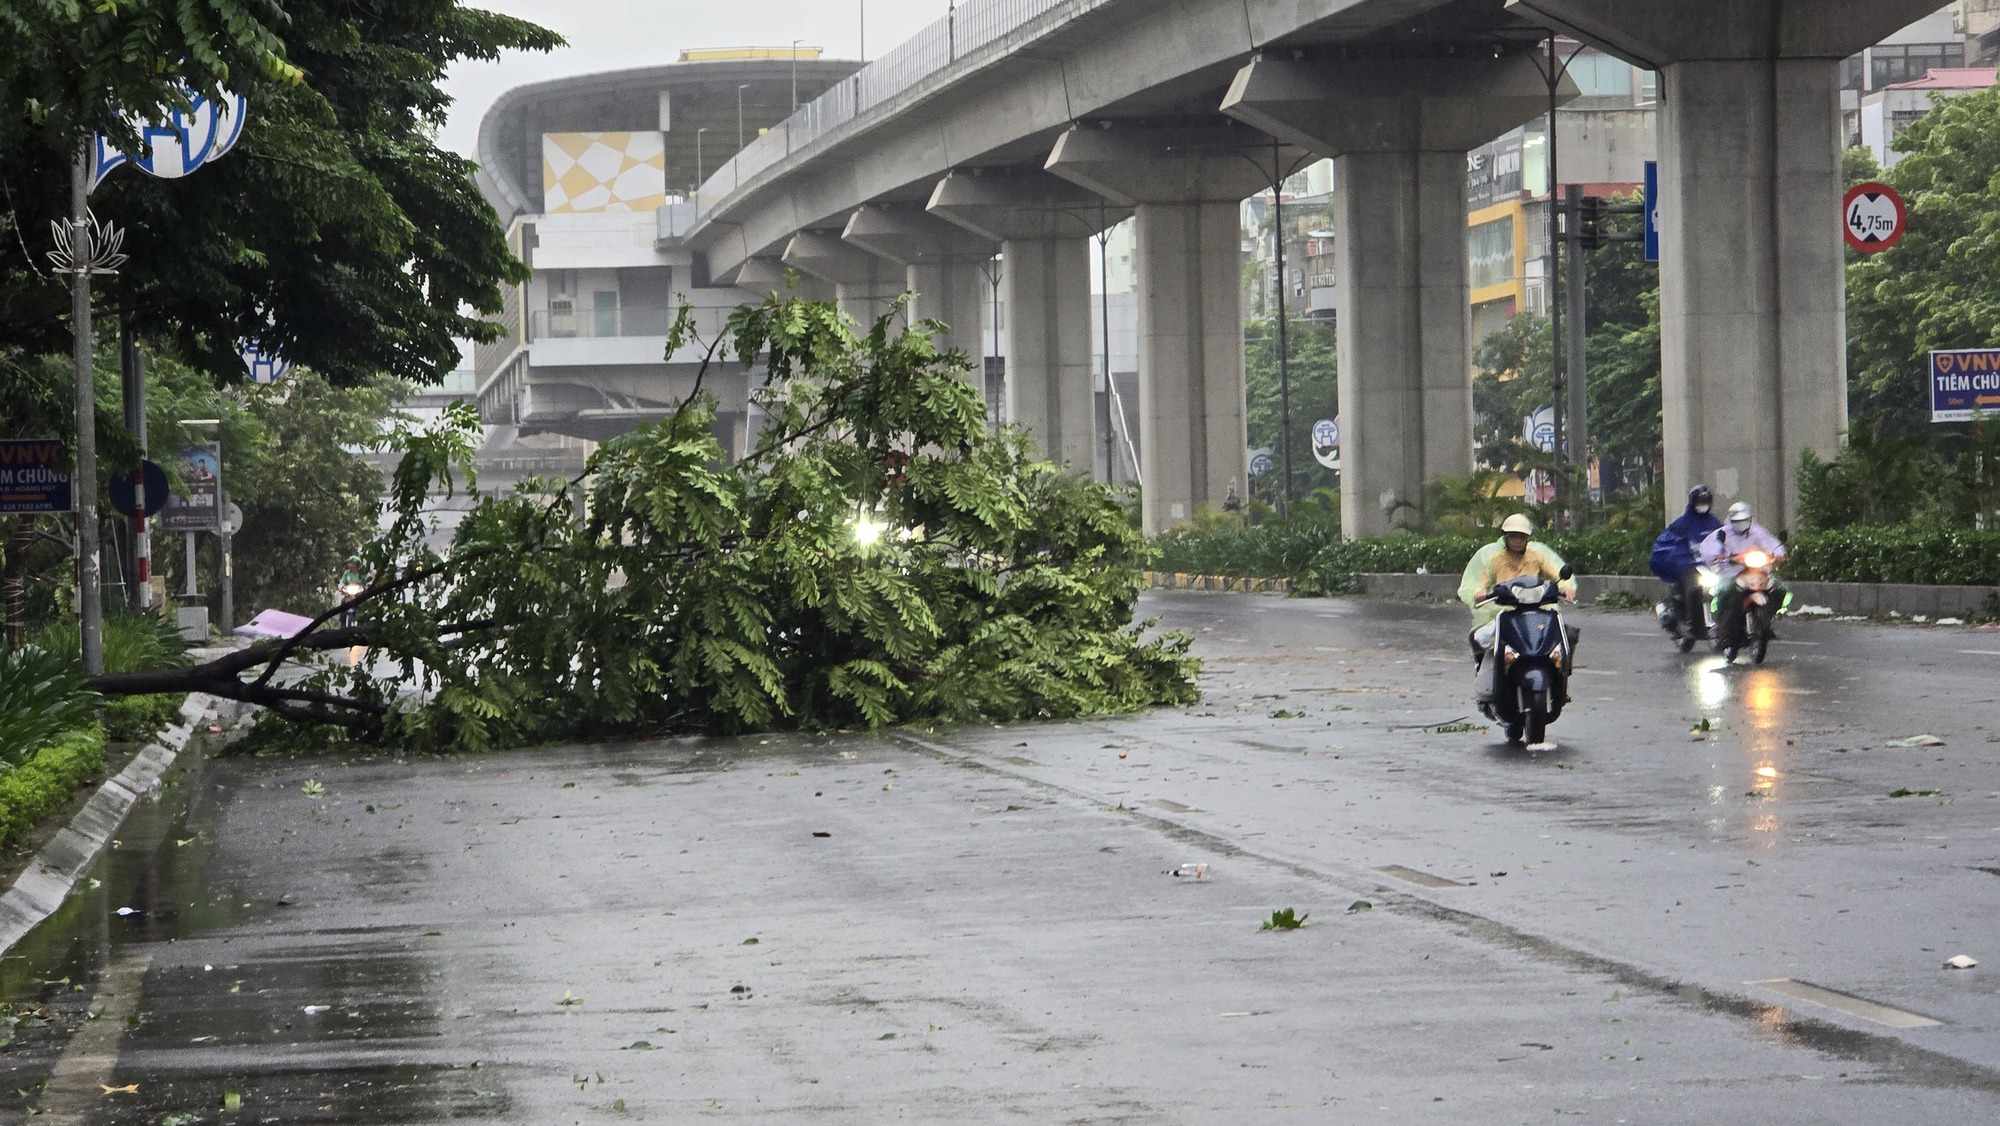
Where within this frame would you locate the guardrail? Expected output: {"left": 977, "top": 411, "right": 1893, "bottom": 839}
{"left": 687, "top": 0, "right": 1076, "bottom": 223}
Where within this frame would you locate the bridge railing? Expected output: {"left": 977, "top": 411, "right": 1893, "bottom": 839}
{"left": 687, "top": 0, "right": 1076, "bottom": 224}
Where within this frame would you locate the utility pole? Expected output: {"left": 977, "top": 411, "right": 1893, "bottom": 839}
{"left": 1564, "top": 184, "right": 1589, "bottom": 523}
{"left": 120, "top": 321, "right": 150, "bottom": 612}
{"left": 1271, "top": 156, "right": 1294, "bottom": 517}
{"left": 1545, "top": 34, "right": 1567, "bottom": 527}
{"left": 737, "top": 84, "right": 748, "bottom": 150}
{"left": 791, "top": 40, "right": 802, "bottom": 111}
{"left": 67, "top": 150, "right": 104, "bottom": 675}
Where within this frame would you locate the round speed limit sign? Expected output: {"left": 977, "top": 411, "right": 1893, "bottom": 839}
{"left": 1843, "top": 181, "right": 1906, "bottom": 253}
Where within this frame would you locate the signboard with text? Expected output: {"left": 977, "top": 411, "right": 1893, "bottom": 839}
{"left": 0, "top": 439, "right": 72, "bottom": 514}
{"left": 159, "top": 444, "right": 222, "bottom": 531}
{"left": 1931, "top": 349, "right": 2000, "bottom": 423}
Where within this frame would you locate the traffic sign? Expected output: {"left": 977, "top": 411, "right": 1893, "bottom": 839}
{"left": 108, "top": 459, "right": 169, "bottom": 519}
{"left": 1311, "top": 417, "right": 1340, "bottom": 470}
{"left": 1523, "top": 406, "right": 1556, "bottom": 453}
{"left": 1844, "top": 181, "right": 1906, "bottom": 253}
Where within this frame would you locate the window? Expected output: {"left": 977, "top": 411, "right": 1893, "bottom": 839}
{"left": 1871, "top": 43, "right": 1964, "bottom": 88}
{"left": 593, "top": 291, "right": 619, "bottom": 338}
{"left": 1468, "top": 218, "right": 1516, "bottom": 292}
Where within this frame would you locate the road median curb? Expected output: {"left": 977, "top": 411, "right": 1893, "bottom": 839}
{"left": 0, "top": 693, "right": 229, "bottom": 955}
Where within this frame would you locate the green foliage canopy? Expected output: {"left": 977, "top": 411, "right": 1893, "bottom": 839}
{"left": 245, "top": 298, "right": 1198, "bottom": 752}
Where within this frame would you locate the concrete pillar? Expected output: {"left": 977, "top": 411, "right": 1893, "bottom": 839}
{"left": 1046, "top": 125, "right": 1309, "bottom": 534}
{"left": 928, "top": 171, "right": 1129, "bottom": 471}
{"left": 1502, "top": 0, "right": 1946, "bottom": 531}
{"left": 1223, "top": 57, "right": 1565, "bottom": 537}
{"left": 1001, "top": 238, "right": 1095, "bottom": 468}
{"left": 842, "top": 205, "right": 997, "bottom": 370}
{"left": 781, "top": 231, "right": 905, "bottom": 329}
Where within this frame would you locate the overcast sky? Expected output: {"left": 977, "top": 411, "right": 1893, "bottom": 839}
{"left": 440, "top": 0, "right": 949, "bottom": 156}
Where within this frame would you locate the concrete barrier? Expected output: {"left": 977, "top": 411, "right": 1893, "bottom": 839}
{"left": 1144, "top": 571, "right": 1292, "bottom": 594}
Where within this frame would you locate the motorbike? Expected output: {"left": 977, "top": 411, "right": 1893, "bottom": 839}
{"left": 1717, "top": 550, "right": 1782, "bottom": 665}
{"left": 1479, "top": 567, "right": 1577, "bottom": 747}
{"left": 1657, "top": 564, "right": 1720, "bottom": 653}
{"left": 336, "top": 580, "right": 366, "bottom": 628}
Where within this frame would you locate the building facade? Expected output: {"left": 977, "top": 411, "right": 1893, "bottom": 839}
{"left": 472, "top": 51, "right": 862, "bottom": 456}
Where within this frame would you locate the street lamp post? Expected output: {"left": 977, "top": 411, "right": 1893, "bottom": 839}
{"left": 737, "top": 83, "right": 748, "bottom": 150}
{"left": 860, "top": 1, "right": 866, "bottom": 59}
{"left": 792, "top": 39, "right": 803, "bottom": 111}
{"left": 696, "top": 127, "right": 708, "bottom": 187}
{"left": 66, "top": 152, "right": 103, "bottom": 675}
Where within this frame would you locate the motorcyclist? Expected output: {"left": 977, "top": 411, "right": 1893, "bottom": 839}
{"left": 1696, "top": 502, "right": 1789, "bottom": 644}
{"left": 1458, "top": 514, "right": 1576, "bottom": 703}
{"left": 337, "top": 555, "right": 371, "bottom": 595}
{"left": 1649, "top": 485, "right": 1722, "bottom": 640}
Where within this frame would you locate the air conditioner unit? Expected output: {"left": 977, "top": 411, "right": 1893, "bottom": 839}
{"left": 549, "top": 297, "right": 576, "bottom": 338}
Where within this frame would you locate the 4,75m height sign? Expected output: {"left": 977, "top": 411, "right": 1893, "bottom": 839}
{"left": 1845, "top": 181, "right": 1907, "bottom": 253}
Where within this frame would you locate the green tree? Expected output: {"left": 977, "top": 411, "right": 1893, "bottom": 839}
{"left": 93, "top": 299, "right": 1200, "bottom": 748}
{"left": 1846, "top": 86, "right": 2000, "bottom": 441}
{"left": 1244, "top": 315, "right": 1338, "bottom": 503}
{"left": 0, "top": 2, "right": 559, "bottom": 388}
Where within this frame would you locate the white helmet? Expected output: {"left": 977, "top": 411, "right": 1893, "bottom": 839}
{"left": 1501, "top": 514, "right": 1534, "bottom": 536}
{"left": 1726, "top": 502, "right": 1752, "bottom": 533}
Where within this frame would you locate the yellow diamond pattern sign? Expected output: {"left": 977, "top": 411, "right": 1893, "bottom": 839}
{"left": 542, "top": 132, "right": 667, "bottom": 214}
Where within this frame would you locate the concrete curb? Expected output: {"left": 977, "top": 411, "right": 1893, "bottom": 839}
{"left": 1145, "top": 571, "right": 1292, "bottom": 594}
{"left": 0, "top": 693, "right": 223, "bottom": 955}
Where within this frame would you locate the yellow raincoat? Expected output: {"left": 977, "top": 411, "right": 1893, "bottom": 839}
{"left": 1457, "top": 539, "right": 1576, "bottom": 626}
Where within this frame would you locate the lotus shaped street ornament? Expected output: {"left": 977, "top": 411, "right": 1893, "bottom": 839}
{"left": 47, "top": 211, "right": 128, "bottom": 276}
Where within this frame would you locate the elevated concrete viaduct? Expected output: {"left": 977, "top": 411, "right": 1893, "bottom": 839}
{"left": 669, "top": 0, "right": 1949, "bottom": 536}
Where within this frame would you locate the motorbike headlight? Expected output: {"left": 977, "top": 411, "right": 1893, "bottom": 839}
{"left": 1743, "top": 550, "right": 1770, "bottom": 569}
{"left": 1698, "top": 570, "right": 1720, "bottom": 592}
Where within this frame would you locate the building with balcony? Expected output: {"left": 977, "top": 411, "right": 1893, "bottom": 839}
{"left": 472, "top": 50, "right": 862, "bottom": 453}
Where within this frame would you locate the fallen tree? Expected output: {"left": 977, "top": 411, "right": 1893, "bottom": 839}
{"left": 90, "top": 296, "right": 1199, "bottom": 751}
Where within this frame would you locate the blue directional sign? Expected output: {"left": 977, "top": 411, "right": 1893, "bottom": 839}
{"left": 1643, "top": 161, "right": 1659, "bottom": 263}
{"left": 1931, "top": 349, "right": 2000, "bottom": 423}
{"left": 0, "top": 439, "right": 72, "bottom": 514}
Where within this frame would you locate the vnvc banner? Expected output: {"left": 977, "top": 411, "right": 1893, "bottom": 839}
{"left": 0, "top": 439, "right": 72, "bottom": 514}
{"left": 1930, "top": 349, "right": 2000, "bottom": 423}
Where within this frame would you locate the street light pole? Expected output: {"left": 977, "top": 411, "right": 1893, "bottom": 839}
{"left": 696, "top": 127, "right": 708, "bottom": 187}
{"left": 792, "top": 39, "right": 803, "bottom": 111}
{"left": 860, "top": 1, "right": 866, "bottom": 59}
{"left": 737, "top": 83, "right": 748, "bottom": 150}
{"left": 67, "top": 147, "right": 103, "bottom": 675}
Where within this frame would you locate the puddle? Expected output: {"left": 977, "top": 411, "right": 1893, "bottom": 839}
{"left": 0, "top": 742, "right": 511, "bottom": 1123}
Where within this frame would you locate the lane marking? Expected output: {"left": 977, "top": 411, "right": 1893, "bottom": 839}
{"left": 34, "top": 947, "right": 156, "bottom": 1123}
{"left": 1376, "top": 865, "right": 1467, "bottom": 889}
{"left": 1957, "top": 650, "right": 2000, "bottom": 656}
{"left": 1149, "top": 799, "right": 1199, "bottom": 814}
{"left": 1747, "top": 978, "right": 1942, "bottom": 1029}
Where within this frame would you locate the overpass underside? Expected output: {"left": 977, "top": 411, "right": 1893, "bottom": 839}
{"left": 684, "top": 0, "right": 1947, "bottom": 537}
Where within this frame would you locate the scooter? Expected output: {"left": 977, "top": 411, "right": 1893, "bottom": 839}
{"left": 336, "top": 580, "right": 366, "bottom": 628}
{"left": 1657, "top": 564, "right": 1720, "bottom": 653}
{"left": 1717, "top": 550, "right": 1786, "bottom": 665}
{"left": 1479, "top": 567, "right": 1577, "bottom": 747}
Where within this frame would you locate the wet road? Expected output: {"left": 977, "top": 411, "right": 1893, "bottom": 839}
{"left": 3, "top": 593, "right": 2000, "bottom": 1123}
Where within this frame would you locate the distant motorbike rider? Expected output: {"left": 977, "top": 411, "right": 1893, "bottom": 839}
{"left": 1650, "top": 485, "right": 1722, "bottom": 639}
{"left": 1696, "top": 502, "right": 1788, "bottom": 640}
{"left": 1458, "top": 514, "right": 1576, "bottom": 703}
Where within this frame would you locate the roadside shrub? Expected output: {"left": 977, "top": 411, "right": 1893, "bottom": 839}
{"left": 0, "top": 648, "right": 100, "bottom": 766}
{"left": 1153, "top": 515, "right": 1342, "bottom": 578}
{"left": 0, "top": 726, "right": 107, "bottom": 850}
{"left": 28, "top": 614, "right": 188, "bottom": 744}
{"left": 1786, "top": 526, "right": 2000, "bottom": 586}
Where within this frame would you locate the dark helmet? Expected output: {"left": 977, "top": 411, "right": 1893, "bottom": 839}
{"left": 1687, "top": 484, "right": 1713, "bottom": 509}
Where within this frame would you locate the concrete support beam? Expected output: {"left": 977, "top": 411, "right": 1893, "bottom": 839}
{"left": 1047, "top": 125, "right": 1306, "bottom": 533}
{"left": 843, "top": 206, "right": 997, "bottom": 364}
{"left": 1223, "top": 58, "right": 1566, "bottom": 537}
{"left": 1510, "top": 0, "right": 1946, "bottom": 531}
{"left": 1002, "top": 238, "right": 1096, "bottom": 470}
{"left": 729, "top": 257, "right": 835, "bottom": 303}
{"left": 782, "top": 231, "right": 906, "bottom": 329}
{"left": 927, "top": 171, "right": 1129, "bottom": 471}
